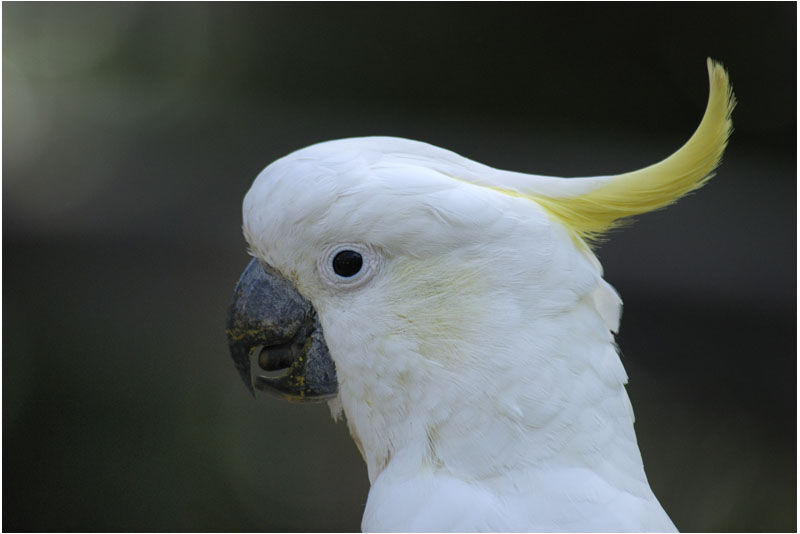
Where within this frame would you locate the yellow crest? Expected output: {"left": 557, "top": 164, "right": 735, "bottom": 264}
{"left": 528, "top": 58, "right": 735, "bottom": 245}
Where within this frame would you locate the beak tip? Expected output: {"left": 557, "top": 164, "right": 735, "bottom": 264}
{"left": 229, "top": 341, "right": 256, "bottom": 397}
{"left": 239, "top": 366, "right": 256, "bottom": 397}
{"left": 240, "top": 374, "right": 256, "bottom": 398}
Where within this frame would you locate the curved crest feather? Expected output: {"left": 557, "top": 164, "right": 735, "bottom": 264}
{"left": 529, "top": 58, "right": 735, "bottom": 245}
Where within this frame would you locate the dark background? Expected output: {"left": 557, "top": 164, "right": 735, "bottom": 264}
{"left": 3, "top": 2, "right": 795, "bottom": 531}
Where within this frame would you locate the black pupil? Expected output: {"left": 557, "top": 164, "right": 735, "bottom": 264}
{"left": 332, "top": 250, "right": 363, "bottom": 277}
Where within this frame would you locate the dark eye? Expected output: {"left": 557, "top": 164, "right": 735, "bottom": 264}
{"left": 332, "top": 250, "right": 363, "bottom": 277}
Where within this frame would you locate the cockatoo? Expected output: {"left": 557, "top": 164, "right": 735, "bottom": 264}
{"left": 226, "top": 59, "right": 734, "bottom": 532}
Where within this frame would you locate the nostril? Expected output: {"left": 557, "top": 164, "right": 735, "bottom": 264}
{"left": 257, "top": 341, "right": 295, "bottom": 371}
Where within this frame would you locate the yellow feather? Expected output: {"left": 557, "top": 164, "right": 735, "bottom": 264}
{"left": 532, "top": 58, "right": 735, "bottom": 245}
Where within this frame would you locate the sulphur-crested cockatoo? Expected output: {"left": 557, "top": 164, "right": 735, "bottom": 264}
{"left": 226, "top": 59, "right": 734, "bottom": 532}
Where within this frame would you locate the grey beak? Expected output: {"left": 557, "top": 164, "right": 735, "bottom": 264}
{"left": 226, "top": 258, "right": 337, "bottom": 401}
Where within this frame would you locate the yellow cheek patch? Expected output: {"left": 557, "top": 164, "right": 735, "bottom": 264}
{"left": 387, "top": 260, "right": 491, "bottom": 364}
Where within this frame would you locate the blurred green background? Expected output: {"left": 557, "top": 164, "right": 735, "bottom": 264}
{"left": 3, "top": 2, "right": 795, "bottom": 532}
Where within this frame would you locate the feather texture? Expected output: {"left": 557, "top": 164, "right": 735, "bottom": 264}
{"left": 240, "top": 60, "right": 733, "bottom": 532}
{"left": 529, "top": 58, "right": 735, "bottom": 244}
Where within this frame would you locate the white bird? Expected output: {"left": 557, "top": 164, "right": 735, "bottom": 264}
{"left": 226, "top": 58, "right": 734, "bottom": 532}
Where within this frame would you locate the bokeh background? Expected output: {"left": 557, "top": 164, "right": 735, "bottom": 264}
{"left": 3, "top": 3, "right": 795, "bottom": 532}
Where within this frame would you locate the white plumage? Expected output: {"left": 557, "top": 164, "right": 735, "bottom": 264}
{"left": 239, "top": 60, "right": 734, "bottom": 531}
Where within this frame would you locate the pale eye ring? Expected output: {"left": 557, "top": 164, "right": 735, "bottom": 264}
{"left": 318, "top": 243, "right": 380, "bottom": 289}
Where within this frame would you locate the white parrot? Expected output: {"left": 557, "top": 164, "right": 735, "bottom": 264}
{"left": 226, "top": 59, "right": 734, "bottom": 532}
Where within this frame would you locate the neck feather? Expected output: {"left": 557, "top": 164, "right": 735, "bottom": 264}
{"left": 334, "top": 297, "right": 650, "bottom": 499}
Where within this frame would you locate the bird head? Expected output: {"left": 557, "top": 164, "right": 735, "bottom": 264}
{"left": 226, "top": 59, "right": 734, "bottom": 480}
